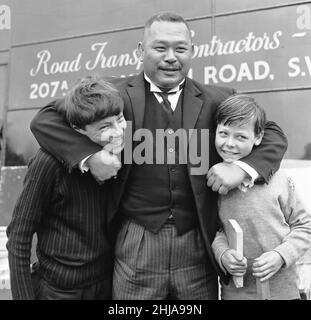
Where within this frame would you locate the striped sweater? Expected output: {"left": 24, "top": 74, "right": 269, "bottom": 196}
{"left": 6, "top": 148, "right": 113, "bottom": 300}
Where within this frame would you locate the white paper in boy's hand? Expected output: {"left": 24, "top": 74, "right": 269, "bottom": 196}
{"left": 227, "top": 219, "right": 244, "bottom": 288}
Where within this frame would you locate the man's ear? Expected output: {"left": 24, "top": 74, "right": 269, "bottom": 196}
{"left": 71, "top": 124, "right": 85, "bottom": 135}
{"left": 254, "top": 130, "right": 264, "bottom": 146}
{"left": 137, "top": 42, "right": 144, "bottom": 61}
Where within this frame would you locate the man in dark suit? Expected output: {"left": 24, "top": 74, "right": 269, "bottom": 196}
{"left": 30, "top": 12, "right": 288, "bottom": 300}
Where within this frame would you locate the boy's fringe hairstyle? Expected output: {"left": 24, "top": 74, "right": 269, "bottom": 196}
{"left": 58, "top": 76, "right": 124, "bottom": 129}
{"left": 215, "top": 94, "right": 266, "bottom": 135}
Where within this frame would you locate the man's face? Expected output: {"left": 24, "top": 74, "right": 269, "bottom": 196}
{"left": 215, "top": 121, "right": 263, "bottom": 163}
{"left": 76, "top": 113, "right": 127, "bottom": 154}
{"left": 139, "top": 21, "right": 193, "bottom": 89}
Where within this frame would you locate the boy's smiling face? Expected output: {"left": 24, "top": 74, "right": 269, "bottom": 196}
{"left": 76, "top": 112, "right": 127, "bottom": 154}
{"left": 215, "top": 120, "right": 263, "bottom": 163}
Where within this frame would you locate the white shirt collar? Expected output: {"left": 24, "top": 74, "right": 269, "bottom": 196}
{"left": 144, "top": 73, "right": 185, "bottom": 93}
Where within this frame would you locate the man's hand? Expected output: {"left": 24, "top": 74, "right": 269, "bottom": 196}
{"left": 221, "top": 249, "right": 247, "bottom": 276}
{"left": 252, "top": 251, "right": 285, "bottom": 282}
{"left": 86, "top": 149, "right": 121, "bottom": 184}
{"left": 207, "top": 162, "right": 248, "bottom": 195}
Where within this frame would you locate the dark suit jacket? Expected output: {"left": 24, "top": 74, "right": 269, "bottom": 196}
{"left": 30, "top": 72, "right": 288, "bottom": 282}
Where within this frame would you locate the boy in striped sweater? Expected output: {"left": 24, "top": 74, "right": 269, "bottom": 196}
{"left": 6, "top": 76, "right": 126, "bottom": 299}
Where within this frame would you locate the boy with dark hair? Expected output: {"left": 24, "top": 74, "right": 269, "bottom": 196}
{"left": 212, "top": 94, "right": 311, "bottom": 300}
{"left": 6, "top": 76, "right": 126, "bottom": 300}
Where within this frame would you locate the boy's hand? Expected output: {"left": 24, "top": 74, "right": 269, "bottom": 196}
{"left": 252, "top": 251, "right": 285, "bottom": 282}
{"left": 87, "top": 149, "right": 121, "bottom": 184}
{"left": 207, "top": 162, "right": 248, "bottom": 195}
{"left": 221, "top": 249, "right": 247, "bottom": 276}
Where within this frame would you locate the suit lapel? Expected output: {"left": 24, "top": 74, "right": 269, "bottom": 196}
{"left": 183, "top": 78, "right": 203, "bottom": 134}
{"left": 126, "top": 75, "right": 204, "bottom": 132}
{"left": 126, "top": 72, "right": 146, "bottom": 131}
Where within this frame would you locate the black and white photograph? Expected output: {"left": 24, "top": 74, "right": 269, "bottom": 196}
{"left": 0, "top": 0, "right": 311, "bottom": 307}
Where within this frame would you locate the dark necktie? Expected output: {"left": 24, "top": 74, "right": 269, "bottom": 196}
{"left": 155, "top": 82, "right": 185, "bottom": 114}
{"left": 157, "top": 91, "right": 174, "bottom": 114}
